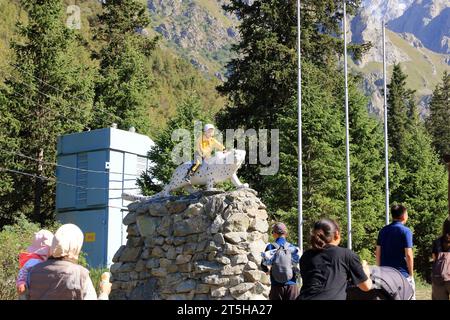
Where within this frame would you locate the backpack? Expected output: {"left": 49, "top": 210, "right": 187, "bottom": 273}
{"left": 270, "top": 242, "right": 293, "bottom": 283}
{"left": 432, "top": 252, "right": 450, "bottom": 283}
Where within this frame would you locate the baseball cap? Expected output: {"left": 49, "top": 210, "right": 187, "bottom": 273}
{"left": 272, "top": 222, "right": 287, "bottom": 235}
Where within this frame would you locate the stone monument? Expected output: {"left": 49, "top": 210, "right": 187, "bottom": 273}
{"left": 110, "top": 188, "right": 271, "bottom": 300}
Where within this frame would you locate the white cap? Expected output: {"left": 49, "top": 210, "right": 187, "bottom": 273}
{"left": 204, "top": 124, "right": 215, "bottom": 132}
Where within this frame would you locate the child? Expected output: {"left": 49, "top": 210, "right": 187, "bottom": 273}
{"left": 184, "top": 123, "right": 226, "bottom": 183}
{"left": 16, "top": 230, "right": 54, "bottom": 297}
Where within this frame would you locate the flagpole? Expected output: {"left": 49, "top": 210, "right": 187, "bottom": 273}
{"left": 297, "top": 0, "right": 303, "bottom": 256}
{"left": 382, "top": 20, "right": 390, "bottom": 225}
{"left": 343, "top": 1, "right": 352, "bottom": 250}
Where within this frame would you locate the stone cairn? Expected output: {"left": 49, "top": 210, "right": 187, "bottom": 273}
{"left": 110, "top": 188, "right": 271, "bottom": 300}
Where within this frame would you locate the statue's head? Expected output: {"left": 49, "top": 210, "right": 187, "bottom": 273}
{"left": 209, "top": 149, "right": 246, "bottom": 168}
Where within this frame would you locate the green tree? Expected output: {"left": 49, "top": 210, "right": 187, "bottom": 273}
{"left": 215, "top": 0, "right": 383, "bottom": 255}
{"left": 138, "top": 95, "right": 211, "bottom": 195}
{"left": 426, "top": 71, "right": 450, "bottom": 159}
{"left": 386, "top": 64, "right": 448, "bottom": 279}
{"left": 0, "top": 0, "right": 95, "bottom": 226}
{"left": 387, "top": 64, "right": 416, "bottom": 167}
{"left": 216, "top": 0, "right": 369, "bottom": 194}
{"left": 92, "top": 0, "right": 158, "bottom": 135}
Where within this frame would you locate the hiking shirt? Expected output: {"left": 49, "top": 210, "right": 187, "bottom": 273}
{"left": 298, "top": 245, "right": 368, "bottom": 300}
{"left": 261, "top": 237, "right": 300, "bottom": 286}
{"left": 196, "top": 134, "right": 224, "bottom": 159}
{"left": 377, "top": 221, "right": 413, "bottom": 278}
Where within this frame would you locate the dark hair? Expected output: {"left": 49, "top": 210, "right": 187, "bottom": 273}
{"left": 442, "top": 218, "right": 450, "bottom": 251}
{"left": 310, "top": 219, "right": 340, "bottom": 250}
{"left": 391, "top": 204, "right": 407, "bottom": 219}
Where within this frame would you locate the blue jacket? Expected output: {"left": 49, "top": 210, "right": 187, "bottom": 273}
{"left": 261, "top": 237, "right": 300, "bottom": 286}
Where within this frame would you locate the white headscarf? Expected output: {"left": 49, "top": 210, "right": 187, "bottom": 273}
{"left": 51, "top": 224, "right": 84, "bottom": 262}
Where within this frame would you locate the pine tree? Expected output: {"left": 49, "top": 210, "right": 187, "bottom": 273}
{"left": 386, "top": 64, "right": 448, "bottom": 279}
{"left": 387, "top": 64, "right": 416, "bottom": 166}
{"left": 426, "top": 71, "right": 450, "bottom": 159}
{"left": 0, "top": 0, "right": 95, "bottom": 226}
{"left": 92, "top": 0, "right": 158, "bottom": 135}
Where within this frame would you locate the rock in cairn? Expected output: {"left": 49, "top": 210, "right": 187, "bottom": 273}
{"left": 110, "top": 188, "right": 271, "bottom": 300}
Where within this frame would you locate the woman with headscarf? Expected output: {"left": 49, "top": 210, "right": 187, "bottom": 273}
{"left": 27, "top": 224, "right": 111, "bottom": 300}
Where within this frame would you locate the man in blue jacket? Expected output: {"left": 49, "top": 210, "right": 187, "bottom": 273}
{"left": 261, "top": 222, "right": 300, "bottom": 300}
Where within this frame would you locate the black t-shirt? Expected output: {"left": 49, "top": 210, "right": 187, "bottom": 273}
{"left": 298, "top": 245, "right": 368, "bottom": 300}
{"left": 432, "top": 237, "right": 450, "bottom": 254}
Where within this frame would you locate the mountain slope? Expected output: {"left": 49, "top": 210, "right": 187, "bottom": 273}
{"left": 0, "top": 0, "right": 225, "bottom": 136}
{"left": 351, "top": 29, "right": 450, "bottom": 117}
{"left": 388, "top": 0, "right": 450, "bottom": 54}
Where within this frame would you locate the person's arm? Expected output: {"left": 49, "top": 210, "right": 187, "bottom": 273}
{"left": 290, "top": 245, "right": 301, "bottom": 264}
{"left": 375, "top": 246, "right": 381, "bottom": 266}
{"left": 260, "top": 244, "right": 272, "bottom": 274}
{"left": 212, "top": 138, "right": 225, "bottom": 151}
{"left": 357, "top": 260, "right": 373, "bottom": 292}
{"left": 404, "top": 229, "right": 414, "bottom": 277}
{"left": 348, "top": 252, "right": 372, "bottom": 292}
{"left": 405, "top": 248, "right": 414, "bottom": 278}
{"left": 16, "top": 259, "right": 41, "bottom": 293}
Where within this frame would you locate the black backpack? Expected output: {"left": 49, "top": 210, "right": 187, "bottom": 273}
{"left": 270, "top": 242, "right": 293, "bottom": 283}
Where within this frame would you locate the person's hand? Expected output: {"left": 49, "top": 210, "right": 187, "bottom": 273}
{"left": 99, "top": 280, "right": 112, "bottom": 296}
{"left": 17, "top": 284, "right": 26, "bottom": 295}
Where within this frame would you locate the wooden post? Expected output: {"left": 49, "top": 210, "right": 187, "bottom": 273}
{"left": 34, "top": 148, "right": 44, "bottom": 223}
{"left": 444, "top": 154, "right": 450, "bottom": 217}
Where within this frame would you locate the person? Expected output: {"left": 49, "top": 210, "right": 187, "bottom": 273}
{"left": 297, "top": 219, "right": 372, "bottom": 300}
{"left": 184, "top": 123, "right": 226, "bottom": 183}
{"left": 431, "top": 217, "right": 450, "bottom": 300}
{"left": 27, "top": 224, "right": 111, "bottom": 300}
{"left": 376, "top": 204, "right": 415, "bottom": 299}
{"left": 261, "top": 222, "right": 300, "bottom": 300}
{"left": 16, "top": 230, "right": 54, "bottom": 299}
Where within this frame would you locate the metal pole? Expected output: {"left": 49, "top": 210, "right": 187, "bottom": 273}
{"left": 382, "top": 20, "right": 390, "bottom": 225}
{"left": 297, "top": 0, "right": 303, "bottom": 255}
{"left": 343, "top": 1, "right": 352, "bottom": 250}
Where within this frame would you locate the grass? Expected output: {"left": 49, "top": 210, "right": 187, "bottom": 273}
{"left": 415, "top": 278, "right": 432, "bottom": 300}
{"left": 196, "top": 0, "right": 235, "bottom": 28}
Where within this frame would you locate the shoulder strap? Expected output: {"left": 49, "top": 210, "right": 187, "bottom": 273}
{"left": 271, "top": 242, "right": 280, "bottom": 250}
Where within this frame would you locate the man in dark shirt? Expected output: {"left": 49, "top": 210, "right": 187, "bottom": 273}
{"left": 376, "top": 204, "right": 415, "bottom": 299}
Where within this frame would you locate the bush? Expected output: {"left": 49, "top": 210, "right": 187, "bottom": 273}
{"left": 89, "top": 267, "right": 110, "bottom": 296}
{"left": 0, "top": 214, "right": 41, "bottom": 300}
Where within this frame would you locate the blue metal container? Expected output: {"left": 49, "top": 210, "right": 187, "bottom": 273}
{"left": 56, "top": 127, "right": 154, "bottom": 267}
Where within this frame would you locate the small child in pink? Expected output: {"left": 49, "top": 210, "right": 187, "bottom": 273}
{"left": 16, "top": 230, "right": 54, "bottom": 296}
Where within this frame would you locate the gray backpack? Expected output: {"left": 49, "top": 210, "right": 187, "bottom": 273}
{"left": 271, "top": 242, "right": 293, "bottom": 283}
